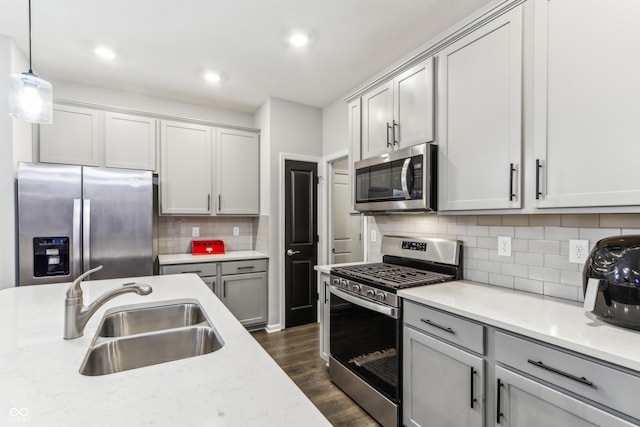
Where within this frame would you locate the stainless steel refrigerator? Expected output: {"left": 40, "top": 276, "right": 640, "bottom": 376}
{"left": 17, "top": 162, "right": 153, "bottom": 286}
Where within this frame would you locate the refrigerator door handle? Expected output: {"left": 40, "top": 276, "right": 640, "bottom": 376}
{"left": 73, "top": 199, "right": 82, "bottom": 278}
{"left": 82, "top": 199, "right": 91, "bottom": 273}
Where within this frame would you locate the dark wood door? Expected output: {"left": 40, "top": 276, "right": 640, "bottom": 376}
{"left": 284, "top": 160, "right": 318, "bottom": 328}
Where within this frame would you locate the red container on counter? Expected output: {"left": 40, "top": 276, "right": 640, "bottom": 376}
{"left": 191, "top": 240, "right": 225, "bottom": 255}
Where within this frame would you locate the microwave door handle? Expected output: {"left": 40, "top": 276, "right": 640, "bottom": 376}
{"left": 401, "top": 158, "right": 412, "bottom": 199}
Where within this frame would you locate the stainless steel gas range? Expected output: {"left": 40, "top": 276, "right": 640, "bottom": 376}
{"left": 329, "top": 235, "right": 462, "bottom": 427}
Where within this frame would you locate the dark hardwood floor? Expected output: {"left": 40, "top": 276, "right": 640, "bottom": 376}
{"left": 252, "top": 323, "right": 379, "bottom": 427}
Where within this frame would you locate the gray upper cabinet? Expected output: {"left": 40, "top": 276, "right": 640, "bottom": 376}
{"left": 532, "top": 0, "right": 640, "bottom": 209}
{"left": 360, "top": 57, "right": 435, "bottom": 160}
{"left": 215, "top": 128, "right": 259, "bottom": 215}
{"left": 40, "top": 104, "right": 101, "bottom": 167}
{"left": 160, "top": 120, "right": 212, "bottom": 215}
{"left": 40, "top": 104, "right": 158, "bottom": 171}
{"left": 105, "top": 112, "right": 157, "bottom": 171}
{"left": 437, "top": 6, "right": 523, "bottom": 211}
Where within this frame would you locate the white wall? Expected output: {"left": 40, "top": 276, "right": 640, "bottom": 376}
{"left": 322, "top": 97, "right": 349, "bottom": 157}
{"left": 257, "top": 97, "right": 322, "bottom": 330}
{"left": 51, "top": 80, "right": 254, "bottom": 128}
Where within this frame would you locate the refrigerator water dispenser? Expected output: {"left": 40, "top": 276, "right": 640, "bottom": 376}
{"left": 33, "top": 237, "right": 70, "bottom": 277}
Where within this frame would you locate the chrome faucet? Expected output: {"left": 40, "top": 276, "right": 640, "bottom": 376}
{"left": 64, "top": 265, "right": 152, "bottom": 339}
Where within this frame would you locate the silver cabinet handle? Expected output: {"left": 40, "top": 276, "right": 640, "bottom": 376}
{"left": 82, "top": 199, "right": 91, "bottom": 273}
{"left": 287, "top": 249, "right": 301, "bottom": 256}
{"left": 420, "top": 318, "right": 455, "bottom": 335}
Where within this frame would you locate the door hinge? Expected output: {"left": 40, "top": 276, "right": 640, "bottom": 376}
{"left": 316, "top": 292, "right": 320, "bottom": 301}
{"left": 332, "top": 248, "right": 335, "bottom": 254}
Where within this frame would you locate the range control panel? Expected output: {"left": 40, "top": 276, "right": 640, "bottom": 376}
{"left": 402, "top": 240, "right": 427, "bottom": 251}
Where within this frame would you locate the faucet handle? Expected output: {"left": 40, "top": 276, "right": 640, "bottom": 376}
{"left": 66, "top": 265, "right": 104, "bottom": 299}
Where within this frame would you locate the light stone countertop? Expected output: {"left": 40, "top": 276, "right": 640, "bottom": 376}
{"left": 158, "top": 250, "right": 268, "bottom": 265}
{"left": 0, "top": 274, "right": 330, "bottom": 426}
{"left": 399, "top": 280, "right": 640, "bottom": 373}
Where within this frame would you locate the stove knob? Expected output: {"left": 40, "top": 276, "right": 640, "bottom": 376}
{"left": 339, "top": 279, "right": 348, "bottom": 288}
{"left": 352, "top": 284, "right": 362, "bottom": 292}
{"left": 332, "top": 278, "right": 340, "bottom": 286}
{"left": 376, "top": 291, "right": 387, "bottom": 302}
{"left": 366, "top": 290, "right": 376, "bottom": 298}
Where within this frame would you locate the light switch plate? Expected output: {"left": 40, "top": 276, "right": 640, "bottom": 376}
{"left": 233, "top": 226, "right": 240, "bottom": 236}
{"left": 371, "top": 229, "right": 377, "bottom": 242}
{"left": 192, "top": 227, "right": 200, "bottom": 238}
{"left": 569, "top": 239, "right": 589, "bottom": 264}
{"left": 498, "top": 236, "right": 512, "bottom": 257}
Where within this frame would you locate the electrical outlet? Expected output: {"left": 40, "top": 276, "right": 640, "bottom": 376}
{"left": 371, "top": 229, "right": 377, "bottom": 242}
{"left": 498, "top": 236, "right": 512, "bottom": 257}
{"left": 569, "top": 239, "right": 589, "bottom": 264}
{"left": 192, "top": 227, "right": 200, "bottom": 238}
{"left": 233, "top": 226, "right": 240, "bottom": 236}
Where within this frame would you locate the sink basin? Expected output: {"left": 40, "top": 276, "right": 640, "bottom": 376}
{"left": 80, "top": 326, "right": 223, "bottom": 376}
{"left": 98, "top": 303, "right": 209, "bottom": 337}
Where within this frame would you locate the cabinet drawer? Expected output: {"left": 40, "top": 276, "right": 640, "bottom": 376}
{"left": 495, "top": 331, "right": 640, "bottom": 421}
{"left": 403, "top": 301, "right": 484, "bottom": 354}
{"left": 160, "top": 262, "right": 217, "bottom": 277}
{"left": 220, "top": 259, "right": 267, "bottom": 275}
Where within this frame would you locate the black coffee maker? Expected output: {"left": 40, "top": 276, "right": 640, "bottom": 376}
{"left": 583, "top": 235, "right": 640, "bottom": 331}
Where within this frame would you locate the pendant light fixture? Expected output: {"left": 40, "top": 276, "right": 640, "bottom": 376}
{"left": 8, "top": 0, "right": 53, "bottom": 124}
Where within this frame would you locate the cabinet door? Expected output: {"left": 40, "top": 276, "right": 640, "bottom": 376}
{"left": 348, "top": 99, "right": 361, "bottom": 211}
{"left": 533, "top": 0, "right": 640, "bottom": 208}
{"left": 438, "top": 7, "right": 523, "bottom": 211}
{"left": 361, "top": 80, "right": 394, "bottom": 159}
{"left": 215, "top": 128, "right": 259, "bottom": 215}
{"left": 39, "top": 104, "right": 101, "bottom": 166}
{"left": 394, "top": 57, "right": 435, "bottom": 148}
{"left": 495, "top": 366, "right": 635, "bottom": 427}
{"left": 403, "top": 326, "right": 484, "bottom": 427}
{"left": 160, "top": 121, "right": 212, "bottom": 215}
{"left": 222, "top": 272, "right": 267, "bottom": 327}
{"left": 201, "top": 276, "right": 216, "bottom": 294}
{"left": 318, "top": 273, "right": 330, "bottom": 363}
{"left": 105, "top": 112, "right": 156, "bottom": 171}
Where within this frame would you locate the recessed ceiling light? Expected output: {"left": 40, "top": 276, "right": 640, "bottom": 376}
{"left": 289, "top": 33, "right": 310, "bottom": 47}
{"left": 203, "top": 72, "right": 221, "bottom": 83}
{"left": 95, "top": 46, "right": 116, "bottom": 60}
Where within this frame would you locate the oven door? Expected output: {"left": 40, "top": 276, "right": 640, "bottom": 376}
{"left": 329, "top": 285, "right": 400, "bottom": 403}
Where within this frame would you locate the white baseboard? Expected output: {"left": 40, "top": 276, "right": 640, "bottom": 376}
{"left": 265, "top": 323, "right": 282, "bottom": 333}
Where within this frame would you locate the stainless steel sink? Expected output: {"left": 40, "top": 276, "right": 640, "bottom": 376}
{"left": 98, "top": 303, "right": 209, "bottom": 337}
{"left": 80, "top": 326, "right": 223, "bottom": 376}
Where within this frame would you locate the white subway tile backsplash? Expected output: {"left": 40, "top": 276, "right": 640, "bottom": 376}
{"left": 543, "top": 254, "right": 579, "bottom": 271}
{"left": 515, "top": 226, "right": 544, "bottom": 240}
{"left": 560, "top": 270, "right": 582, "bottom": 287}
{"left": 529, "top": 266, "right": 560, "bottom": 283}
{"left": 477, "top": 260, "right": 501, "bottom": 274}
{"left": 543, "top": 282, "right": 579, "bottom": 301}
{"left": 477, "top": 237, "right": 497, "bottom": 250}
{"left": 501, "top": 263, "right": 528, "bottom": 278}
{"left": 579, "top": 228, "right": 621, "bottom": 242}
{"left": 369, "top": 213, "right": 640, "bottom": 303}
{"left": 489, "top": 226, "right": 515, "bottom": 237}
{"left": 514, "top": 277, "right": 544, "bottom": 294}
{"left": 465, "top": 270, "right": 488, "bottom": 283}
{"left": 514, "top": 252, "right": 544, "bottom": 267}
{"left": 467, "top": 225, "right": 489, "bottom": 237}
{"left": 489, "top": 273, "right": 514, "bottom": 288}
{"left": 544, "top": 227, "right": 579, "bottom": 241}
{"left": 528, "top": 240, "right": 560, "bottom": 255}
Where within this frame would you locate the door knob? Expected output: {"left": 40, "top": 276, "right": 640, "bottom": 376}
{"left": 287, "top": 249, "right": 301, "bottom": 256}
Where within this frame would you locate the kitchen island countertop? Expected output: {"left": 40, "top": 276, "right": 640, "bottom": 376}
{"left": 399, "top": 280, "right": 640, "bottom": 373}
{"left": 0, "top": 274, "right": 330, "bottom": 426}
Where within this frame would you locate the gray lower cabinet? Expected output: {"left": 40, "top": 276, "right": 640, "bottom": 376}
{"left": 221, "top": 271, "right": 267, "bottom": 328}
{"left": 317, "top": 272, "right": 330, "bottom": 363}
{"left": 160, "top": 258, "right": 268, "bottom": 329}
{"left": 403, "top": 301, "right": 485, "bottom": 427}
{"left": 402, "top": 300, "right": 640, "bottom": 427}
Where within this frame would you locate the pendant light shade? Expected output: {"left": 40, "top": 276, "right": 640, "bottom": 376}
{"left": 8, "top": 0, "right": 53, "bottom": 124}
{"left": 9, "top": 71, "right": 53, "bottom": 124}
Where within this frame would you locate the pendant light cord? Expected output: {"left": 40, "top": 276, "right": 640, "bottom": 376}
{"left": 28, "top": 0, "right": 33, "bottom": 73}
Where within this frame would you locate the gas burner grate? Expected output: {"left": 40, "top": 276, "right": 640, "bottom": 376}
{"left": 333, "top": 263, "right": 453, "bottom": 289}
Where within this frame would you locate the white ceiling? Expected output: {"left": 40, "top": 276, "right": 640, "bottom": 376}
{"left": 0, "top": 0, "right": 493, "bottom": 113}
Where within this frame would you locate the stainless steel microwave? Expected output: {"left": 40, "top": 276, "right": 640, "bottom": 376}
{"left": 354, "top": 143, "right": 437, "bottom": 213}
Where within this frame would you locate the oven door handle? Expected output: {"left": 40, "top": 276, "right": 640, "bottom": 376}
{"left": 330, "top": 285, "right": 399, "bottom": 319}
